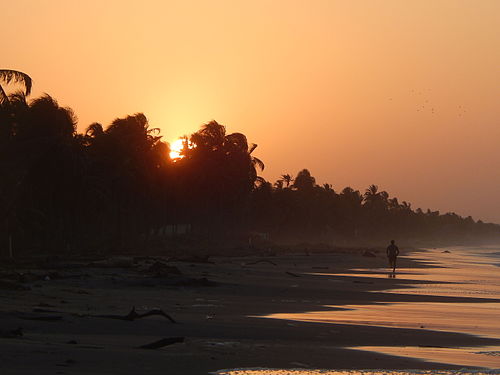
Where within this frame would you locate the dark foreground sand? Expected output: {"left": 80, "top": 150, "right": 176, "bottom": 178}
{"left": 0, "top": 248, "right": 499, "bottom": 374}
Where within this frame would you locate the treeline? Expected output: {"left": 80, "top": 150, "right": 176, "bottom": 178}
{"left": 251, "top": 171, "right": 499, "bottom": 244}
{"left": 1, "top": 89, "right": 499, "bottom": 255}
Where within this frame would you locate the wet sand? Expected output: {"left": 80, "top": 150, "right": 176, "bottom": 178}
{"left": 0, "top": 247, "right": 499, "bottom": 374}
{"left": 256, "top": 247, "right": 500, "bottom": 370}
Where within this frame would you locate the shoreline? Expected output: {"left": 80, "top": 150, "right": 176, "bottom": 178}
{"left": 1, "top": 247, "right": 499, "bottom": 374}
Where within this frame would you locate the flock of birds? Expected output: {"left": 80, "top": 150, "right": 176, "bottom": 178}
{"left": 388, "top": 89, "right": 468, "bottom": 117}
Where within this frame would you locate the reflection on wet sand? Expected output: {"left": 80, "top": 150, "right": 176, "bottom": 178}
{"left": 261, "top": 301, "right": 500, "bottom": 338}
{"left": 212, "top": 369, "right": 498, "bottom": 375}
{"left": 253, "top": 247, "right": 500, "bottom": 369}
{"left": 353, "top": 345, "right": 500, "bottom": 369}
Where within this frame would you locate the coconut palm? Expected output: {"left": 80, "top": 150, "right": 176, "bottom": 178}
{"left": 280, "top": 174, "right": 293, "bottom": 188}
{"left": 363, "top": 184, "right": 389, "bottom": 209}
{"left": 0, "top": 70, "right": 32, "bottom": 104}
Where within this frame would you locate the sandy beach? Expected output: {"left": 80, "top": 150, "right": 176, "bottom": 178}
{"left": 0, "top": 246, "right": 499, "bottom": 374}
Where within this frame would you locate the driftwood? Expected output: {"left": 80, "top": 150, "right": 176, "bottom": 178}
{"left": 285, "top": 271, "right": 300, "bottom": 277}
{"left": 94, "top": 307, "right": 177, "bottom": 323}
{"left": 138, "top": 337, "right": 184, "bottom": 349}
{"left": 246, "top": 259, "right": 277, "bottom": 266}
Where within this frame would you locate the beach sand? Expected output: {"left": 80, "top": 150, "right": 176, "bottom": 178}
{"left": 0, "top": 247, "right": 499, "bottom": 374}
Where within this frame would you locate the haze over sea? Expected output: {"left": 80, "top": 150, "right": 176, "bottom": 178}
{"left": 214, "top": 246, "right": 500, "bottom": 374}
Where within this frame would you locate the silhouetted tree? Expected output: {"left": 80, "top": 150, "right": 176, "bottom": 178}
{"left": 281, "top": 174, "right": 293, "bottom": 188}
{"left": 0, "top": 70, "right": 32, "bottom": 104}
{"left": 293, "top": 169, "right": 315, "bottom": 191}
{"left": 1, "top": 80, "right": 498, "bottom": 255}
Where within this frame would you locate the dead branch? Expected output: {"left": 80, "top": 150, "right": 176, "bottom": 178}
{"left": 94, "top": 307, "right": 177, "bottom": 323}
{"left": 138, "top": 337, "right": 184, "bottom": 349}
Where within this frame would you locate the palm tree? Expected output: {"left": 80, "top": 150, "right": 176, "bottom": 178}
{"left": 363, "top": 184, "right": 389, "bottom": 208}
{"left": 280, "top": 174, "right": 293, "bottom": 188}
{"left": 363, "top": 184, "right": 379, "bottom": 203}
{"left": 0, "top": 70, "right": 32, "bottom": 104}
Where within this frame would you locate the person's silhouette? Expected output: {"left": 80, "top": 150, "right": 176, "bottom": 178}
{"left": 386, "top": 240, "right": 400, "bottom": 273}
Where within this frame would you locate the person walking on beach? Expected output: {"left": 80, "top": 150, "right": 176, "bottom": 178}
{"left": 386, "top": 240, "right": 400, "bottom": 273}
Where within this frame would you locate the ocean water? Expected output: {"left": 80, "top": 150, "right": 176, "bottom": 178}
{"left": 218, "top": 246, "right": 500, "bottom": 373}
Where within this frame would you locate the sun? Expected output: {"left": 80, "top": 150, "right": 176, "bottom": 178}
{"left": 169, "top": 138, "right": 185, "bottom": 160}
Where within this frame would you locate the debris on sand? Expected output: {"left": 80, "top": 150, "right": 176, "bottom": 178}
{"left": 138, "top": 336, "right": 184, "bottom": 349}
{"left": 245, "top": 259, "right": 277, "bottom": 266}
{"left": 94, "top": 307, "right": 177, "bottom": 323}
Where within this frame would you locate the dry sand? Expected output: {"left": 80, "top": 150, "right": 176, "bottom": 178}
{"left": 0, "top": 247, "right": 499, "bottom": 374}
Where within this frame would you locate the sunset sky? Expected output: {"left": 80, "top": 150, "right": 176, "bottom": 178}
{"left": 3, "top": 0, "right": 500, "bottom": 222}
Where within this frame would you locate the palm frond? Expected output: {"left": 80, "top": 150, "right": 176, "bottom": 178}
{"left": 7, "top": 90, "right": 27, "bottom": 105}
{"left": 0, "top": 85, "right": 8, "bottom": 104}
{"left": 0, "top": 70, "right": 32, "bottom": 96}
{"left": 252, "top": 156, "right": 265, "bottom": 171}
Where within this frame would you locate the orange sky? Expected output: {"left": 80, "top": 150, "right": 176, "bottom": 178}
{"left": 3, "top": 0, "right": 500, "bottom": 222}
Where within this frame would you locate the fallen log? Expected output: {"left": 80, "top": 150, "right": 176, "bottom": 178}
{"left": 94, "top": 307, "right": 177, "bottom": 323}
{"left": 285, "top": 271, "right": 300, "bottom": 277}
{"left": 139, "top": 337, "right": 184, "bottom": 349}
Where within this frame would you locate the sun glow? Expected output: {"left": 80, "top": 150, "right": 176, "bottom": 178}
{"left": 169, "top": 138, "right": 185, "bottom": 160}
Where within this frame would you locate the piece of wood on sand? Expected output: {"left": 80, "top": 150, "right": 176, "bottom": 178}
{"left": 94, "top": 307, "right": 177, "bottom": 323}
{"left": 138, "top": 337, "right": 184, "bottom": 349}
